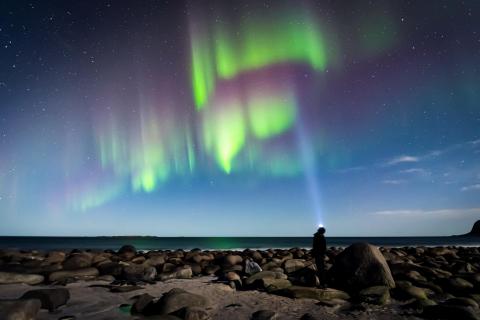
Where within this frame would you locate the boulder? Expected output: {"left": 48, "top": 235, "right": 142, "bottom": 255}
{"left": 262, "top": 279, "right": 292, "bottom": 293}
{"left": 118, "top": 245, "right": 137, "bottom": 260}
{"left": 445, "top": 277, "right": 474, "bottom": 294}
{"left": 0, "top": 299, "right": 41, "bottom": 320}
{"left": 63, "top": 253, "right": 92, "bottom": 270}
{"left": 225, "top": 272, "right": 241, "bottom": 282}
{"left": 176, "top": 266, "right": 193, "bottom": 279}
{"left": 444, "top": 297, "right": 479, "bottom": 309}
{"left": 203, "top": 265, "right": 220, "bottom": 275}
{"left": 97, "top": 275, "right": 115, "bottom": 282}
{"left": 274, "top": 286, "right": 350, "bottom": 301}
{"left": 20, "top": 288, "right": 70, "bottom": 311}
{"left": 245, "top": 271, "right": 286, "bottom": 286}
{"left": 394, "top": 281, "right": 429, "bottom": 300}
{"left": 97, "top": 262, "right": 123, "bottom": 278}
{"left": 0, "top": 272, "right": 44, "bottom": 285}
{"left": 145, "top": 255, "right": 166, "bottom": 267}
{"left": 45, "top": 251, "right": 66, "bottom": 264}
{"left": 131, "top": 293, "right": 155, "bottom": 314}
{"left": 289, "top": 267, "right": 318, "bottom": 287}
{"left": 224, "top": 255, "right": 243, "bottom": 266}
{"left": 358, "top": 286, "right": 390, "bottom": 305}
{"left": 49, "top": 267, "right": 99, "bottom": 282}
{"left": 152, "top": 288, "right": 210, "bottom": 315}
{"left": 331, "top": 242, "right": 395, "bottom": 290}
{"left": 123, "top": 264, "right": 156, "bottom": 282}
{"left": 283, "top": 259, "right": 305, "bottom": 274}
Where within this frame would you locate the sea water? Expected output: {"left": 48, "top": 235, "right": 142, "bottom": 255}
{"left": 1, "top": 236, "right": 479, "bottom": 251}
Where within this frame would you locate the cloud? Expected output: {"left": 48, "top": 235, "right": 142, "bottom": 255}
{"left": 337, "top": 166, "right": 366, "bottom": 174}
{"left": 461, "top": 184, "right": 480, "bottom": 192}
{"left": 382, "top": 179, "right": 406, "bottom": 185}
{"left": 399, "top": 168, "right": 430, "bottom": 175}
{"left": 469, "top": 139, "right": 480, "bottom": 146}
{"left": 372, "top": 208, "right": 480, "bottom": 217}
{"left": 385, "top": 155, "right": 419, "bottom": 166}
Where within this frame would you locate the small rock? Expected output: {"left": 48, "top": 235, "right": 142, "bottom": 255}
{"left": 251, "top": 309, "right": 277, "bottom": 320}
{"left": 173, "top": 306, "right": 210, "bottom": 320}
{"left": 359, "top": 286, "right": 390, "bottom": 305}
{"left": 96, "top": 274, "right": 115, "bottom": 282}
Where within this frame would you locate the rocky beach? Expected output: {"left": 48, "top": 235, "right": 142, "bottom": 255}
{"left": 1, "top": 242, "right": 480, "bottom": 320}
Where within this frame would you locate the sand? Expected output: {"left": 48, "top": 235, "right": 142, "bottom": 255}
{"left": 0, "top": 276, "right": 420, "bottom": 319}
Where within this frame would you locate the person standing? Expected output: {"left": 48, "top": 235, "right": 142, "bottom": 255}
{"left": 312, "top": 226, "right": 327, "bottom": 287}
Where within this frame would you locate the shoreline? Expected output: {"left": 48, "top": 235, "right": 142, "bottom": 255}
{"left": 1, "top": 244, "right": 480, "bottom": 319}
{"left": 1, "top": 235, "right": 480, "bottom": 252}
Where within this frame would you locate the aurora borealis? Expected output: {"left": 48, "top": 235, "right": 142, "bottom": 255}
{"left": 1, "top": 1, "right": 480, "bottom": 236}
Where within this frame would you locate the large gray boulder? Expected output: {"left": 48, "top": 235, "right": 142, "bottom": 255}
{"left": 331, "top": 242, "right": 395, "bottom": 290}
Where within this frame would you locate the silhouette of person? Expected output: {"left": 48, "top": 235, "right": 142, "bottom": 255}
{"left": 312, "top": 226, "right": 327, "bottom": 287}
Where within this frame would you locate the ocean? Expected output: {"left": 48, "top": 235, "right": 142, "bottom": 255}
{"left": 0, "top": 236, "right": 479, "bottom": 251}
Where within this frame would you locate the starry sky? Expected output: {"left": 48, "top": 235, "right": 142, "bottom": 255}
{"left": 1, "top": 0, "right": 479, "bottom": 236}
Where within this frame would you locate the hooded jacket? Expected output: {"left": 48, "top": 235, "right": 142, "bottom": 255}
{"left": 312, "top": 232, "right": 326, "bottom": 257}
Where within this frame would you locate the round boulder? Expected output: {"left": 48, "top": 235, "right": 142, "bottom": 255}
{"left": 331, "top": 242, "right": 395, "bottom": 291}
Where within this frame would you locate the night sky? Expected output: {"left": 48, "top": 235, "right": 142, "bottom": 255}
{"left": 1, "top": 0, "right": 479, "bottom": 236}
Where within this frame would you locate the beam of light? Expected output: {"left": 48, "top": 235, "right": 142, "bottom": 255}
{"left": 295, "top": 116, "right": 324, "bottom": 227}
{"left": 190, "top": 9, "right": 327, "bottom": 109}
